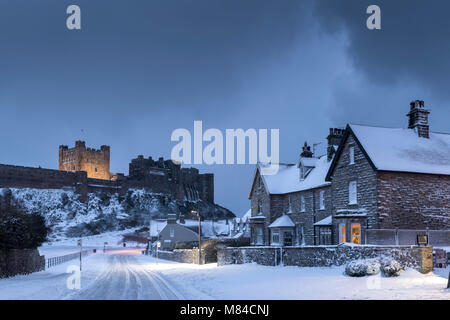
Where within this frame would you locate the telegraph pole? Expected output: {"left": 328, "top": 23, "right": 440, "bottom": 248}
{"left": 447, "top": 269, "right": 450, "bottom": 289}
{"left": 198, "top": 201, "right": 202, "bottom": 265}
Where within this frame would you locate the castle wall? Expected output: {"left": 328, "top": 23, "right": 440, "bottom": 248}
{"left": 0, "top": 164, "right": 88, "bottom": 201}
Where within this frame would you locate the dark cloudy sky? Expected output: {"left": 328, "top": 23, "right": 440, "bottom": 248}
{"left": 1, "top": 0, "right": 449, "bottom": 216}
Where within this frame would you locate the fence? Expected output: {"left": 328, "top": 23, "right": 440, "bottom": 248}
{"left": 366, "top": 229, "right": 450, "bottom": 246}
{"left": 46, "top": 249, "right": 93, "bottom": 269}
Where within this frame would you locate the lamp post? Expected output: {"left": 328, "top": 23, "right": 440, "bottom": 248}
{"left": 191, "top": 203, "right": 202, "bottom": 265}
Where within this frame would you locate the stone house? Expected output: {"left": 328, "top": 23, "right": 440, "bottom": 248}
{"left": 248, "top": 129, "right": 344, "bottom": 246}
{"left": 158, "top": 214, "right": 199, "bottom": 250}
{"left": 326, "top": 100, "right": 450, "bottom": 245}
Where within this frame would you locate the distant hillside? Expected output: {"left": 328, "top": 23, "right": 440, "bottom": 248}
{"left": 0, "top": 188, "right": 235, "bottom": 241}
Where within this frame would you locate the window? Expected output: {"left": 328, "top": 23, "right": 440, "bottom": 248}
{"left": 339, "top": 224, "right": 346, "bottom": 243}
{"left": 349, "top": 180, "right": 357, "bottom": 204}
{"left": 351, "top": 224, "right": 361, "bottom": 244}
{"left": 271, "top": 229, "right": 280, "bottom": 245}
{"left": 319, "top": 190, "right": 325, "bottom": 210}
{"left": 300, "top": 166, "right": 306, "bottom": 180}
{"left": 95, "top": 168, "right": 98, "bottom": 172}
{"left": 300, "top": 195, "right": 306, "bottom": 212}
{"left": 256, "top": 227, "right": 264, "bottom": 245}
{"left": 170, "top": 227, "right": 174, "bottom": 238}
{"left": 349, "top": 146, "right": 355, "bottom": 165}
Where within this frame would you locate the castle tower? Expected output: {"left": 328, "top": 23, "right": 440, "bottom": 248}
{"left": 59, "top": 141, "right": 111, "bottom": 180}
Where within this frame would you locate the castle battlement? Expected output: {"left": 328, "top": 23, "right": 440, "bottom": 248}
{"left": 59, "top": 141, "right": 111, "bottom": 180}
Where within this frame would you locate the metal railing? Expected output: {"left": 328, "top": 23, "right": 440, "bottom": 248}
{"left": 366, "top": 229, "right": 450, "bottom": 246}
{"left": 46, "top": 249, "right": 93, "bottom": 269}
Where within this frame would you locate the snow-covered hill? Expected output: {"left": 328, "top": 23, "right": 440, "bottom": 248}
{"left": 1, "top": 187, "right": 235, "bottom": 242}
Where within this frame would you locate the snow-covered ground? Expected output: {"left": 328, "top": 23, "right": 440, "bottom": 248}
{"left": 0, "top": 250, "right": 448, "bottom": 300}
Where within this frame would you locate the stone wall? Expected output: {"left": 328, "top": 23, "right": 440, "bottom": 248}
{"left": 377, "top": 171, "right": 450, "bottom": 229}
{"left": 217, "top": 245, "right": 434, "bottom": 273}
{"left": 0, "top": 248, "right": 45, "bottom": 278}
{"left": 154, "top": 249, "right": 206, "bottom": 264}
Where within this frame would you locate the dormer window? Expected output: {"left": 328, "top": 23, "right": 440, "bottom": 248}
{"left": 300, "top": 166, "right": 307, "bottom": 180}
{"left": 349, "top": 146, "right": 355, "bottom": 165}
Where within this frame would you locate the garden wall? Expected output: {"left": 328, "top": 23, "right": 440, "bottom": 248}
{"left": 217, "top": 245, "right": 433, "bottom": 273}
{"left": 0, "top": 248, "right": 45, "bottom": 278}
{"left": 154, "top": 249, "right": 206, "bottom": 264}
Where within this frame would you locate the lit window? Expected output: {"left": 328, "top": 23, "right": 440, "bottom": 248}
{"left": 300, "top": 195, "right": 306, "bottom": 212}
{"left": 349, "top": 181, "right": 357, "bottom": 204}
{"left": 339, "top": 224, "right": 346, "bottom": 243}
{"left": 170, "top": 228, "right": 174, "bottom": 238}
{"left": 271, "top": 229, "right": 280, "bottom": 245}
{"left": 351, "top": 224, "right": 361, "bottom": 244}
{"left": 349, "top": 146, "right": 355, "bottom": 165}
{"left": 319, "top": 190, "right": 325, "bottom": 210}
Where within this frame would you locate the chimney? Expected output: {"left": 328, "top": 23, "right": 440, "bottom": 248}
{"left": 407, "top": 100, "right": 430, "bottom": 138}
{"left": 300, "top": 142, "right": 313, "bottom": 158}
{"left": 327, "top": 128, "right": 344, "bottom": 161}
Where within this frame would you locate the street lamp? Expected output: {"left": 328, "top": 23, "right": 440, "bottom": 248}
{"left": 191, "top": 205, "right": 202, "bottom": 265}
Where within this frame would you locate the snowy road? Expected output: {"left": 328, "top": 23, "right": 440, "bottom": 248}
{"left": 0, "top": 247, "right": 448, "bottom": 300}
{"left": 66, "top": 253, "right": 185, "bottom": 300}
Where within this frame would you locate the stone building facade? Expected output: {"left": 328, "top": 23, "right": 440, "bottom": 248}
{"left": 248, "top": 129, "right": 343, "bottom": 246}
{"left": 326, "top": 100, "right": 450, "bottom": 245}
{"left": 248, "top": 99, "right": 450, "bottom": 248}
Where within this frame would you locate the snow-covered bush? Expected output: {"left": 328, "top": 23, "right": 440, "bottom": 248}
{"left": 345, "top": 260, "right": 368, "bottom": 277}
{"left": 381, "top": 259, "right": 402, "bottom": 277}
{"left": 345, "top": 259, "right": 381, "bottom": 277}
{"left": 365, "top": 259, "right": 381, "bottom": 275}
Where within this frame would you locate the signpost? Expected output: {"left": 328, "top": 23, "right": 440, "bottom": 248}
{"left": 191, "top": 202, "right": 202, "bottom": 265}
{"left": 77, "top": 239, "right": 82, "bottom": 271}
{"left": 156, "top": 241, "right": 161, "bottom": 265}
{"left": 103, "top": 241, "right": 108, "bottom": 253}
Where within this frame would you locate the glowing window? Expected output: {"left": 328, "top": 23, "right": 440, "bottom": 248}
{"left": 339, "top": 224, "right": 346, "bottom": 243}
{"left": 351, "top": 224, "right": 361, "bottom": 244}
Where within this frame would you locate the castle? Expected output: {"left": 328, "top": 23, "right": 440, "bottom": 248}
{"left": 0, "top": 141, "right": 214, "bottom": 204}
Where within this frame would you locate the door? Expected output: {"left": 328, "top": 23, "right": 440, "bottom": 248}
{"left": 339, "top": 223, "right": 346, "bottom": 243}
{"left": 256, "top": 227, "right": 264, "bottom": 245}
{"left": 351, "top": 224, "right": 361, "bottom": 244}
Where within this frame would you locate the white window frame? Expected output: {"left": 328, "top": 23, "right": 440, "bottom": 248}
{"left": 300, "top": 195, "right": 306, "bottom": 212}
{"left": 349, "top": 180, "right": 357, "bottom": 204}
{"left": 256, "top": 227, "right": 264, "bottom": 245}
{"left": 319, "top": 190, "right": 325, "bottom": 210}
{"left": 349, "top": 146, "right": 355, "bottom": 165}
{"left": 271, "top": 228, "right": 280, "bottom": 245}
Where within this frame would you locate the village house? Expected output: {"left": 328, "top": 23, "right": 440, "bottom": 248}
{"left": 248, "top": 100, "right": 450, "bottom": 247}
{"left": 326, "top": 100, "right": 450, "bottom": 245}
{"left": 248, "top": 129, "right": 344, "bottom": 246}
{"left": 158, "top": 214, "right": 199, "bottom": 251}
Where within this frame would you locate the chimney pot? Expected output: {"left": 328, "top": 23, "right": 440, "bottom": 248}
{"left": 407, "top": 100, "right": 430, "bottom": 138}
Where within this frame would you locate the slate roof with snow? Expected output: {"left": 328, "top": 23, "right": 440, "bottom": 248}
{"left": 255, "top": 155, "right": 331, "bottom": 195}
{"left": 314, "top": 215, "right": 332, "bottom": 226}
{"left": 349, "top": 124, "right": 450, "bottom": 175}
{"left": 268, "top": 214, "right": 295, "bottom": 228}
